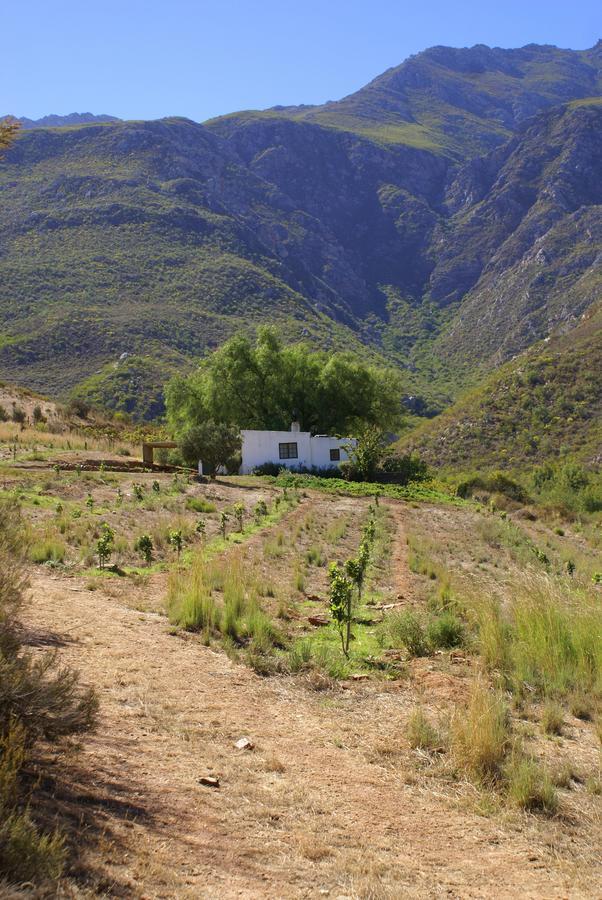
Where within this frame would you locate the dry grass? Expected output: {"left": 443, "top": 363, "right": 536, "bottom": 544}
{"left": 450, "top": 681, "right": 510, "bottom": 782}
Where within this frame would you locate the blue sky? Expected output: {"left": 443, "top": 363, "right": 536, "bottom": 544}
{"left": 3, "top": 0, "right": 601, "bottom": 122}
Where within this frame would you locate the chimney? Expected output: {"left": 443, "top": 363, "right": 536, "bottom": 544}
{"left": 291, "top": 408, "right": 300, "bottom": 432}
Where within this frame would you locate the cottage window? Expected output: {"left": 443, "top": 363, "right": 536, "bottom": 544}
{"left": 279, "top": 442, "right": 298, "bottom": 460}
{"left": 329, "top": 448, "right": 341, "bottom": 461}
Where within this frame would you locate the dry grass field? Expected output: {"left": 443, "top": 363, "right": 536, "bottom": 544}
{"left": 1, "top": 427, "right": 601, "bottom": 898}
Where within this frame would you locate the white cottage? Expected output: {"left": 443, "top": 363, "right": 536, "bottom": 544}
{"left": 239, "top": 420, "right": 352, "bottom": 475}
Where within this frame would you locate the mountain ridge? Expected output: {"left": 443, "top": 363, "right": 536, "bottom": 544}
{"left": 0, "top": 41, "right": 600, "bottom": 430}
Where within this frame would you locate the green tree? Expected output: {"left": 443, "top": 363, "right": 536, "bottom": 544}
{"left": 179, "top": 420, "right": 241, "bottom": 478}
{"left": 135, "top": 534, "right": 153, "bottom": 565}
{"left": 254, "top": 499, "right": 268, "bottom": 523}
{"left": 342, "top": 426, "right": 389, "bottom": 481}
{"left": 168, "top": 529, "right": 183, "bottom": 560}
{"left": 233, "top": 501, "right": 245, "bottom": 532}
{"left": 328, "top": 563, "right": 354, "bottom": 658}
{"left": 165, "top": 327, "right": 402, "bottom": 437}
{"left": 96, "top": 523, "right": 114, "bottom": 569}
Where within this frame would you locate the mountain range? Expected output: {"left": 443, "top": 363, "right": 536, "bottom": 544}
{"left": 0, "top": 41, "right": 601, "bottom": 458}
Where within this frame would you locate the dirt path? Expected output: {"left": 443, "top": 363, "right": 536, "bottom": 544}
{"left": 22, "top": 548, "right": 600, "bottom": 900}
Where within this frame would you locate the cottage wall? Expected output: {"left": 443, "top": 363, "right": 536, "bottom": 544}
{"left": 240, "top": 429, "right": 312, "bottom": 474}
{"left": 240, "top": 429, "right": 352, "bottom": 474}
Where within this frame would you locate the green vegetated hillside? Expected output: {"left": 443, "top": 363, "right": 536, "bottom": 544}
{"left": 0, "top": 42, "right": 601, "bottom": 425}
{"left": 210, "top": 42, "right": 602, "bottom": 156}
{"left": 400, "top": 301, "right": 602, "bottom": 471}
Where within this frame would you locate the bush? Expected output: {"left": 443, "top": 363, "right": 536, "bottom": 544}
{"left": 426, "top": 612, "right": 465, "bottom": 649}
{"left": 252, "top": 462, "right": 282, "bottom": 477}
{"left": 384, "top": 610, "right": 428, "bottom": 657}
{"left": 457, "top": 472, "right": 528, "bottom": 503}
{"left": 0, "top": 500, "right": 97, "bottom": 887}
{"left": 185, "top": 497, "right": 217, "bottom": 514}
{"left": 505, "top": 755, "right": 558, "bottom": 814}
{"left": 407, "top": 708, "right": 442, "bottom": 751}
{"left": 178, "top": 420, "right": 241, "bottom": 477}
{"left": 11, "top": 406, "right": 26, "bottom": 425}
{"left": 379, "top": 453, "right": 429, "bottom": 484}
{"left": 541, "top": 701, "right": 564, "bottom": 736}
{"left": 67, "top": 398, "right": 90, "bottom": 419}
{"left": 0, "top": 726, "right": 65, "bottom": 883}
{"left": 29, "top": 538, "right": 66, "bottom": 565}
{"left": 32, "top": 405, "right": 46, "bottom": 425}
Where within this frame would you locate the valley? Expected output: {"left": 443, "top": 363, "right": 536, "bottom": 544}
{"left": 1, "top": 32, "right": 601, "bottom": 898}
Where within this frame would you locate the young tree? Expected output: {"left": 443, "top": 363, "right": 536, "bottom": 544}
{"left": 179, "top": 421, "right": 241, "bottom": 478}
{"left": 233, "top": 501, "right": 245, "bottom": 532}
{"left": 328, "top": 563, "right": 354, "bottom": 658}
{"left": 254, "top": 499, "right": 268, "bottom": 523}
{"left": 343, "top": 426, "right": 389, "bottom": 482}
{"left": 329, "top": 514, "right": 376, "bottom": 657}
{"left": 168, "top": 529, "right": 183, "bottom": 560}
{"left": 135, "top": 534, "right": 153, "bottom": 565}
{"left": 96, "top": 523, "right": 115, "bottom": 569}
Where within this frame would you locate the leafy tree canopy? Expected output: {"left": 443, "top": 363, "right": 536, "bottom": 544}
{"left": 179, "top": 420, "right": 241, "bottom": 477}
{"left": 166, "top": 328, "right": 403, "bottom": 436}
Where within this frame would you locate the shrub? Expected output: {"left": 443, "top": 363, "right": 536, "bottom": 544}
{"left": 179, "top": 421, "right": 241, "bottom": 478}
{"left": 32, "top": 405, "right": 46, "bottom": 425}
{"left": 407, "top": 708, "right": 442, "bottom": 751}
{"left": 541, "top": 701, "right": 564, "bottom": 736}
{"left": 426, "top": 612, "right": 465, "bottom": 650}
{"left": 505, "top": 755, "right": 558, "bottom": 814}
{"left": 168, "top": 529, "right": 184, "bottom": 559}
{"left": 0, "top": 726, "right": 65, "bottom": 883}
{"left": 233, "top": 501, "right": 245, "bottom": 532}
{"left": 254, "top": 499, "right": 269, "bottom": 522}
{"left": 288, "top": 640, "right": 313, "bottom": 674}
{"left": 29, "top": 538, "right": 66, "bottom": 565}
{"left": 0, "top": 501, "right": 97, "bottom": 886}
{"left": 379, "top": 453, "right": 429, "bottom": 484}
{"left": 66, "top": 398, "right": 90, "bottom": 419}
{"left": 384, "top": 610, "right": 428, "bottom": 657}
{"left": 457, "top": 472, "right": 528, "bottom": 503}
{"left": 185, "top": 497, "right": 216, "bottom": 514}
{"left": 252, "top": 462, "right": 282, "bottom": 476}
{"left": 96, "top": 523, "right": 114, "bottom": 569}
{"left": 11, "top": 407, "right": 26, "bottom": 425}
{"left": 135, "top": 534, "right": 153, "bottom": 565}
